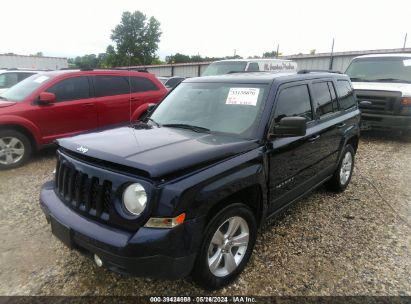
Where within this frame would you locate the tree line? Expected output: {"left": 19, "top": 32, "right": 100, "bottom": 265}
{"left": 67, "top": 10, "right": 284, "bottom": 69}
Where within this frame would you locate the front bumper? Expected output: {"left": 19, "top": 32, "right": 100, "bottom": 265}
{"left": 40, "top": 181, "right": 203, "bottom": 279}
{"left": 361, "top": 113, "right": 411, "bottom": 131}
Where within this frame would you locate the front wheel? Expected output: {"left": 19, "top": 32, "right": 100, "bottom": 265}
{"left": 0, "top": 130, "right": 32, "bottom": 170}
{"left": 325, "top": 145, "right": 355, "bottom": 192}
{"left": 192, "top": 204, "right": 257, "bottom": 290}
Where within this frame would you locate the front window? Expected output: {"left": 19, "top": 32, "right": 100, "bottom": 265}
{"left": 202, "top": 61, "right": 247, "bottom": 76}
{"left": 0, "top": 74, "right": 52, "bottom": 102}
{"left": 345, "top": 57, "right": 411, "bottom": 83}
{"left": 150, "top": 82, "right": 269, "bottom": 138}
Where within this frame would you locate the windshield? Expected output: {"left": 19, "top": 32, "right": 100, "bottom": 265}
{"left": 345, "top": 57, "right": 411, "bottom": 83}
{"left": 150, "top": 82, "right": 268, "bottom": 138}
{"left": 0, "top": 74, "right": 52, "bottom": 101}
{"left": 202, "top": 61, "right": 247, "bottom": 76}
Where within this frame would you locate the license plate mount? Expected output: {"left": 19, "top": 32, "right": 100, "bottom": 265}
{"left": 51, "top": 217, "right": 73, "bottom": 249}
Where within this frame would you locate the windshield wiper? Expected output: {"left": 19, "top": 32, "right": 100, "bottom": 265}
{"left": 163, "top": 123, "right": 210, "bottom": 133}
{"left": 372, "top": 78, "right": 411, "bottom": 84}
{"left": 146, "top": 117, "right": 161, "bottom": 127}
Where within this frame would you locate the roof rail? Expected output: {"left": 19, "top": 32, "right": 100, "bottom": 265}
{"left": 59, "top": 67, "right": 150, "bottom": 72}
{"left": 297, "top": 69, "right": 342, "bottom": 74}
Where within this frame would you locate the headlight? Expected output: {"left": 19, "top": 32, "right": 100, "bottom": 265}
{"left": 122, "top": 183, "right": 147, "bottom": 215}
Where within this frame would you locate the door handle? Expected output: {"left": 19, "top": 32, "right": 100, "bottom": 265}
{"left": 130, "top": 97, "right": 139, "bottom": 101}
{"left": 336, "top": 123, "right": 346, "bottom": 128}
{"left": 82, "top": 103, "right": 95, "bottom": 107}
{"left": 308, "top": 134, "right": 320, "bottom": 142}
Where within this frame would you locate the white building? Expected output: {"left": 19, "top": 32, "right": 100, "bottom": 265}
{"left": 0, "top": 54, "right": 68, "bottom": 70}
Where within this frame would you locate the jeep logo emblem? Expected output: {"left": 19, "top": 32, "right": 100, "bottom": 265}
{"left": 76, "top": 146, "right": 88, "bottom": 154}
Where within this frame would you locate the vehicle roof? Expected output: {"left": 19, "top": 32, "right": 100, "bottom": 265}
{"left": 185, "top": 71, "right": 348, "bottom": 84}
{"left": 33, "top": 69, "right": 152, "bottom": 77}
{"left": 213, "top": 58, "right": 294, "bottom": 63}
{"left": 353, "top": 53, "right": 411, "bottom": 59}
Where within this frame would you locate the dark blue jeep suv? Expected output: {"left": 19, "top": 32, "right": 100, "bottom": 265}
{"left": 40, "top": 71, "right": 360, "bottom": 289}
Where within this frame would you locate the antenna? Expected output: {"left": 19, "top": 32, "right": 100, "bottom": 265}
{"left": 329, "top": 38, "right": 335, "bottom": 70}
{"left": 404, "top": 33, "right": 408, "bottom": 49}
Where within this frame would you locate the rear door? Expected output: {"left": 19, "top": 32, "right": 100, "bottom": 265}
{"left": 308, "top": 80, "right": 342, "bottom": 171}
{"left": 30, "top": 76, "right": 98, "bottom": 141}
{"left": 129, "top": 76, "right": 165, "bottom": 118}
{"left": 92, "top": 75, "right": 131, "bottom": 126}
{"left": 268, "top": 82, "right": 322, "bottom": 212}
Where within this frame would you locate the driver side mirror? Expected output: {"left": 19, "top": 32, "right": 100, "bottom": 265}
{"left": 269, "top": 116, "right": 307, "bottom": 139}
{"left": 38, "top": 92, "right": 56, "bottom": 105}
{"left": 147, "top": 103, "right": 156, "bottom": 113}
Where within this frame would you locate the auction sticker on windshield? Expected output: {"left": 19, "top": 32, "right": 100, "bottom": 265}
{"left": 226, "top": 88, "right": 260, "bottom": 106}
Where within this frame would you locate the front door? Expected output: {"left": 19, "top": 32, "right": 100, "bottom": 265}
{"left": 29, "top": 76, "right": 98, "bottom": 142}
{"left": 267, "top": 83, "right": 323, "bottom": 213}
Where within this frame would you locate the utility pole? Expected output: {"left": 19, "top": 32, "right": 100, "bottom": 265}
{"left": 329, "top": 38, "right": 335, "bottom": 70}
{"left": 404, "top": 33, "right": 408, "bottom": 49}
{"left": 276, "top": 44, "right": 280, "bottom": 58}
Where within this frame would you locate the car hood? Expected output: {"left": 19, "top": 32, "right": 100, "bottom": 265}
{"left": 352, "top": 82, "right": 411, "bottom": 97}
{"left": 0, "top": 100, "right": 17, "bottom": 108}
{"left": 57, "top": 125, "right": 259, "bottom": 179}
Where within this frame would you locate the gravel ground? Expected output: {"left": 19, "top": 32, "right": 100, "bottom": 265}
{"left": 0, "top": 131, "right": 410, "bottom": 296}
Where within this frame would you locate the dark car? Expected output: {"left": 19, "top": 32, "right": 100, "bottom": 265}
{"left": 40, "top": 71, "right": 360, "bottom": 289}
{"left": 157, "top": 76, "right": 185, "bottom": 90}
{"left": 0, "top": 69, "right": 167, "bottom": 169}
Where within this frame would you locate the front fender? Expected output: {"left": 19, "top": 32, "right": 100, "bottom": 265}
{"left": 153, "top": 148, "right": 268, "bottom": 221}
{"left": 131, "top": 103, "right": 154, "bottom": 121}
{"left": 0, "top": 115, "right": 42, "bottom": 146}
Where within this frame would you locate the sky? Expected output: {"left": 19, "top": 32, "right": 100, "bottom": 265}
{"left": 1, "top": 0, "right": 410, "bottom": 60}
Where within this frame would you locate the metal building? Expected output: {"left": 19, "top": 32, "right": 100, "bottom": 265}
{"left": 0, "top": 54, "right": 68, "bottom": 70}
{"left": 126, "top": 48, "right": 411, "bottom": 77}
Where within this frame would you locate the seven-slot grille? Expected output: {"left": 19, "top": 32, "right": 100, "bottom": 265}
{"left": 55, "top": 159, "right": 112, "bottom": 220}
{"left": 356, "top": 94, "right": 397, "bottom": 114}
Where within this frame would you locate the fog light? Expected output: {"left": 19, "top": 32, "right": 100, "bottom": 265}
{"left": 94, "top": 254, "right": 103, "bottom": 267}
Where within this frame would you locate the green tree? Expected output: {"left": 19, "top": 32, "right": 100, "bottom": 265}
{"left": 110, "top": 11, "right": 162, "bottom": 66}
{"left": 262, "top": 51, "right": 281, "bottom": 58}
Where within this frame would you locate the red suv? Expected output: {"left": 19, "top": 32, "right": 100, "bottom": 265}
{"left": 0, "top": 69, "right": 167, "bottom": 169}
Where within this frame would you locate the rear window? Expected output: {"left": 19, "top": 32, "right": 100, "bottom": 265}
{"left": 94, "top": 75, "right": 130, "bottom": 97}
{"left": 130, "top": 76, "right": 159, "bottom": 92}
{"left": 336, "top": 80, "right": 357, "bottom": 110}
{"left": 0, "top": 73, "right": 18, "bottom": 89}
{"left": 202, "top": 61, "right": 247, "bottom": 76}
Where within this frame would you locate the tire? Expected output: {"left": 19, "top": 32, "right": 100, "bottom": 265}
{"left": 0, "top": 129, "right": 32, "bottom": 170}
{"left": 325, "top": 144, "right": 355, "bottom": 192}
{"left": 192, "top": 203, "right": 257, "bottom": 290}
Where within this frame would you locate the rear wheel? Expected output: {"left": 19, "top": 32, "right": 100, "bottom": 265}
{"left": 325, "top": 145, "right": 355, "bottom": 192}
{"left": 0, "top": 130, "right": 32, "bottom": 170}
{"left": 192, "top": 204, "right": 257, "bottom": 290}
